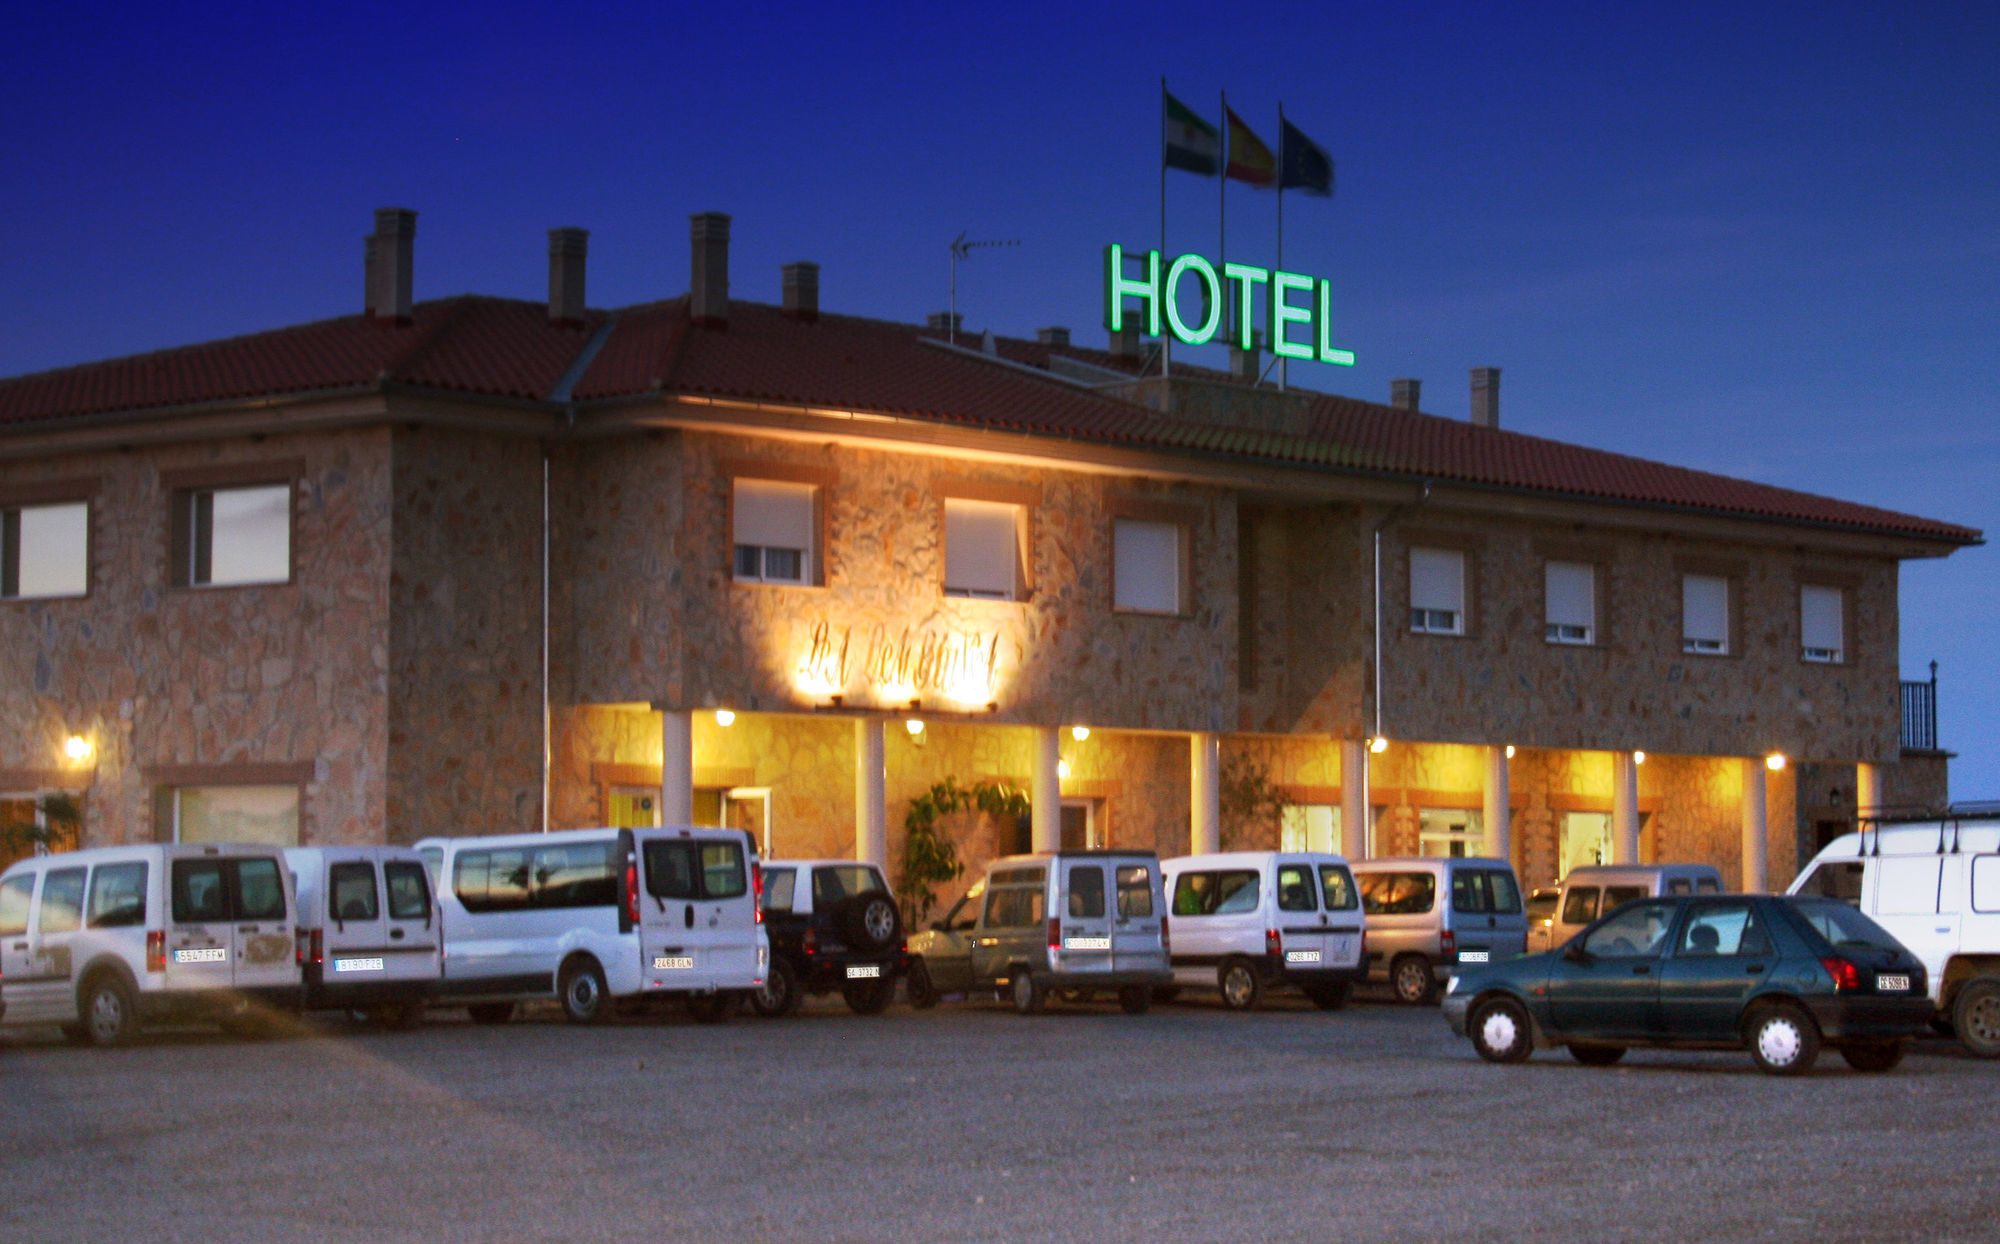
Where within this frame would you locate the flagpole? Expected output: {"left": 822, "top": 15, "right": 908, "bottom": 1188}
{"left": 1277, "top": 100, "right": 1287, "bottom": 392}
{"left": 1219, "top": 89, "right": 1229, "bottom": 350}
{"left": 1160, "top": 78, "right": 1170, "bottom": 379}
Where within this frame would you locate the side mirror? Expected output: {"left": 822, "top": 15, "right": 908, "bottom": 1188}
{"left": 1561, "top": 941, "right": 1591, "bottom": 964}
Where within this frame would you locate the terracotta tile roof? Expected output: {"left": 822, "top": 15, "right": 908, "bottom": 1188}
{"left": 0, "top": 293, "right": 1977, "bottom": 546}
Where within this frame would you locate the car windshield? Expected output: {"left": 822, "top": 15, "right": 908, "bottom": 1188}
{"left": 1788, "top": 897, "right": 1904, "bottom": 950}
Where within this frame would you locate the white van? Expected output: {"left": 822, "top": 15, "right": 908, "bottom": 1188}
{"left": 285, "top": 846, "right": 440, "bottom": 1027}
{"left": 1533, "top": 863, "right": 1724, "bottom": 953}
{"left": 418, "top": 826, "right": 767, "bottom": 1025}
{"left": 1162, "top": 851, "right": 1366, "bottom": 1010}
{"left": 0, "top": 843, "right": 302, "bottom": 1046}
{"left": 1789, "top": 810, "right": 2000, "bottom": 1058}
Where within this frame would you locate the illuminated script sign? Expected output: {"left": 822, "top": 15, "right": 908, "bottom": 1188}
{"left": 1102, "top": 243, "right": 1354, "bottom": 366}
{"left": 797, "top": 620, "right": 1002, "bottom": 707}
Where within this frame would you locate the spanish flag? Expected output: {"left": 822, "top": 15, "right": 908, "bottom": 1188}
{"left": 1225, "top": 107, "right": 1276, "bottom": 187}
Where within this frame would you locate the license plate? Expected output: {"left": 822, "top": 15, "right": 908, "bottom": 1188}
{"left": 652, "top": 956, "right": 694, "bottom": 971}
{"left": 1285, "top": 949, "right": 1321, "bottom": 964}
{"left": 174, "top": 947, "right": 227, "bottom": 964}
{"left": 333, "top": 957, "right": 384, "bottom": 973}
{"left": 845, "top": 964, "right": 881, "bottom": 979}
{"left": 1064, "top": 936, "right": 1111, "bottom": 951}
{"left": 1459, "top": 951, "right": 1490, "bottom": 964}
{"left": 1877, "top": 973, "right": 1910, "bottom": 992}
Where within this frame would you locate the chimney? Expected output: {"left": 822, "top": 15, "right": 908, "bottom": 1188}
{"left": 1109, "top": 327, "right": 1141, "bottom": 359}
{"left": 782, "top": 262, "right": 819, "bottom": 322}
{"left": 1036, "top": 326, "right": 1071, "bottom": 347}
{"left": 689, "top": 212, "right": 731, "bottom": 328}
{"left": 547, "top": 228, "right": 588, "bottom": 326}
{"left": 364, "top": 208, "right": 416, "bottom": 323}
{"left": 926, "top": 311, "right": 963, "bottom": 335}
{"left": 1390, "top": 378, "right": 1421, "bottom": 411}
{"left": 1470, "top": 367, "right": 1501, "bottom": 427}
{"left": 980, "top": 329, "right": 997, "bottom": 356}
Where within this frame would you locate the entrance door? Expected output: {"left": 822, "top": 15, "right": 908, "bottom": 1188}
{"left": 1561, "top": 813, "right": 1611, "bottom": 874}
{"left": 1059, "top": 801, "right": 1101, "bottom": 851}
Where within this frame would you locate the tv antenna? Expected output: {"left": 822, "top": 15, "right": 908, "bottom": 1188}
{"left": 949, "top": 232, "right": 1019, "bottom": 345}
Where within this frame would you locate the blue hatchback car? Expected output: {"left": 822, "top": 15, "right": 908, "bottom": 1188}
{"left": 1442, "top": 893, "right": 1932, "bottom": 1075}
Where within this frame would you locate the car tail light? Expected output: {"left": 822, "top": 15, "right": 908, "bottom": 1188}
{"left": 310, "top": 928, "right": 324, "bottom": 968}
{"left": 625, "top": 859, "right": 641, "bottom": 928}
{"left": 802, "top": 928, "right": 817, "bottom": 956}
{"left": 146, "top": 929, "right": 166, "bottom": 973}
{"left": 752, "top": 862, "right": 764, "bottom": 924}
{"left": 1047, "top": 917, "right": 1061, "bottom": 955}
{"left": 1358, "top": 929, "right": 1367, "bottom": 960}
{"left": 1440, "top": 929, "right": 1457, "bottom": 956}
{"left": 1266, "top": 928, "right": 1282, "bottom": 956}
{"left": 1161, "top": 916, "right": 1170, "bottom": 953}
{"left": 1821, "top": 957, "right": 1862, "bottom": 992}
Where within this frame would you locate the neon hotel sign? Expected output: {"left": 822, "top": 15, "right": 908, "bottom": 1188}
{"left": 1102, "top": 244, "right": 1354, "bottom": 367}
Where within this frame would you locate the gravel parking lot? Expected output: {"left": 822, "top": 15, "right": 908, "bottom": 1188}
{"left": 1, "top": 990, "right": 1994, "bottom": 1244}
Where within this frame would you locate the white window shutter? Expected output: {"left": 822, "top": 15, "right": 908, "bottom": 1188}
{"left": 1682, "top": 574, "right": 1729, "bottom": 648}
{"left": 16, "top": 501, "right": 89, "bottom": 597}
{"left": 945, "top": 498, "right": 1018, "bottom": 597}
{"left": 1545, "top": 561, "right": 1594, "bottom": 632}
{"left": 207, "top": 484, "right": 291, "bottom": 585}
{"left": 1114, "top": 519, "right": 1180, "bottom": 612}
{"left": 1801, "top": 585, "right": 1843, "bottom": 658}
{"left": 1409, "top": 548, "right": 1464, "bottom": 613}
{"left": 733, "top": 479, "right": 815, "bottom": 552}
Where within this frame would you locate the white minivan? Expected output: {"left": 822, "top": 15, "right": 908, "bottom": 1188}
{"left": 1533, "top": 862, "right": 1724, "bottom": 953}
{"left": 1162, "top": 851, "right": 1367, "bottom": 1010}
{"left": 0, "top": 843, "right": 301, "bottom": 1046}
{"left": 418, "top": 826, "right": 767, "bottom": 1025}
{"left": 285, "top": 846, "right": 440, "bottom": 1027}
{"left": 1789, "top": 811, "right": 2000, "bottom": 1058}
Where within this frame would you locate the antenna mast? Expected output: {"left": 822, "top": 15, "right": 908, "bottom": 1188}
{"left": 948, "top": 232, "right": 1019, "bottom": 345}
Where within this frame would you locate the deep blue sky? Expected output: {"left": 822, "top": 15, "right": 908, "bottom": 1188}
{"left": 4, "top": 1, "right": 1996, "bottom": 790}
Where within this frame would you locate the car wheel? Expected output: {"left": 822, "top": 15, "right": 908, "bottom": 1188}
{"left": 1469, "top": 997, "right": 1533, "bottom": 1063}
{"left": 82, "top": 974, "right": 138, "bottom": 1048}
{"left": 1218, "top": 959, "right": 1262, "bottom": 1011}
{"left": 1840, "top": 1039, "right": 1906, "bottom": 1073}
{"left": 905, "top": 959, "right": 939, "bottom": 1010}
{"left": 1012, "top": 970, "right": 1044, "bottom": 1015}
{"left": 686, "top": 991, "right": 738, "bottom": 1024}
{"left": 1952, "top": 978, "right": 2000, "bottom": 1059}
{"left": 842, "top": 976, "right": 893, "bottom": 1015}
{"left": 1568, "top": 1043, "right": 1626, "bottom": 1067}
{"left": 1118, "top": 985, "right": 1152, "bottom": 1016}
{"left": 558, "top": 957, "right": 611, "bottom": 1025}
{"left": 751, "top": 958, "right": 800, "bottom": 1018}
{"left": 1306, "top": 982, "right": 1352, "bottom": 1011}
{"left": 1391, "top": 954, "right": 1438, "bottom": 1006}
{"left": 1745, "top": 1002, "right": 1821, "bottom": 1076}
{"left": 466, "top": 1002, "right": 515, "bottom": 1025}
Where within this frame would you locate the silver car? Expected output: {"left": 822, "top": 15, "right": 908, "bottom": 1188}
{"left": 1352, "top": 857, "right": 1527, "bottom": 1004}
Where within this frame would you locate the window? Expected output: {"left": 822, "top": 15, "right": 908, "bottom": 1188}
{"left": 38, "top": 867, "right": 85, "bottom": 934}
{"left": 1580, "top": 900, "right": 1674, "bottom": 957}
{"left": 1319, "top": 865, "right": 1358, "bottom": 911}
{"left": 171, "top": 860, "right": 231, "bottom": 923}
{"left": 1172, "top": 870, "right": 1259, "bottom": 916}
{"left": 811, "top": 865, "right": 884, "bottom": 907}
{"left": 700, "top": 841, "right": 747, "bottom": 899}
{"left": 235, "top": 858, "right": 286, "bottom": 920}
{"left": 944, "top": 497, "right": 1023, "bottom": 600}
{"left": 1971, "top": 856, "right": 1999, "bottom": 913}
{"left": 763, "top": 867, "right": 797, "bottom": 913}
{"left": 1452, "top": 869, "right": 1522, "bottom": 915}
{"left": 982, "top": 886, "right": 1045, "bottom": 929}
{"left": 1561, "top": 887, "right": 1600, "bottom": 926}
{"left": 1067, "top": 866, "right": 1107, "bottom": 918}
{"left": 1358, "top": 871, "right": 1436, "bottom": 916}
{"left": 645, "top": 842, "right": 699, "bottom": 901}
{"left": 1116, "top": 865, "right": 1154, "bottom": 917}
{"left": 3, "top": 501, "right": 88, "bottom": 599}
{"left": 329, "top": 862, "right": 380, "bottom": 922}
{"left": 383, "top": 862, "right": 432, "bottom": 921}
{"left": 168, "top": 784, "right": 300, "bottom": 847}
{"left": 1277, "top": 865, "right": 1317, "bottom": 912}
{"left": 87, "top": 862, "right": 147, "bottom": 928}
{"left": 1418, "top": 809, "right": 1482, "bottom": 858}
{"left": 732, "top": 478, "right": 814, "bottom": 584}
{"left": 1796, "top": 860, "right": 1864, "bottom": 905}
{"left": 1544, "top": 561, "right": 1595, "bottom": 644}
{"left": 1682, "top": 574, "right": 1729, "bottom": 654}
{"left": 173, "top": 483, "right": 291, "bottom": 587}
{"left": 1409, "top": 548, "right": 1464, "bottom": 634}
{"left": 1113, "top": 518, "right": 1181, "bottom": 614}
{"left": 1801, "top": 585, "right": 1844, "bottom": 663}
{"left": 1677, "top": 902, "right": 1771, "bottom": 957}
{"left": 530, "top": 843, "right": 618, "bottom": 908}
{"left": 455, "top": 848, "right": 531, "bottom": 912}
{"left": 0, "top": 874, "right": 34, "bottom": 936}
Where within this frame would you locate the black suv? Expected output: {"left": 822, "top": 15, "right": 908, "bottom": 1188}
{"left": 751, "top": 860, "right": 907, "bottom": 1016}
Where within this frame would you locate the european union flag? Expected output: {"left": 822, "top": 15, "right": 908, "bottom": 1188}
{"left": 1279, "top": 118, "right": 1334, "bottom": 197}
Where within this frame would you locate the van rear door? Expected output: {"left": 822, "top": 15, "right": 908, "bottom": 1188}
{"left": 167, "top": 856, "right": 236, "bottom": 993}
{"left": 1110, "top": 860, "right": 1166, "bottom": 976}
{"left": 1057, "top": 860, "right": 1115, "bottom": 976}
{"left": 1451, "top": 867, "right": 1528, "bottom": 965}
{"left": 323, "top": 856, "right": 390, "bottom": 983}
{"left": 381, "top": 859, "right": 440, "bottom": 985}
{"left": 228, "top": 856, "right": 298, "bottom": 993}
{"left": 640, "top": 832, "right": 753, "bottom": 991}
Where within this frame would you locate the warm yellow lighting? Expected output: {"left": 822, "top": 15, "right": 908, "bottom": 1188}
{"left": 905, "top": 718, "right": 925, "bottom": 736}
{"left": 1058, "top": 759, "right": 1072, "bottom": 781}
{"left": 1504, "top": 745, "right": 1516, "bottom": 759}
{"left": 1633, "top": 750, "right": 1646, "bottom": 766}
{"left": 713, "top": 709, "right": 736, "bottom": 727}
{"left": 1766, "top": 753, "right": 1787, "bottom": 772}
{"left": 1071, "top": 725, "right": 1090, "bottom": 742}
{"left": 1368, "top": 736, "right": 1390, "bottom": 754}
{"left": 64, "top": 735, "right": 92, "bottom": 762}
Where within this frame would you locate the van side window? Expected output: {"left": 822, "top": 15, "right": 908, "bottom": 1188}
{"left": 1319, "top": 865, "right": 1358, "bottom": 911}
{"left": 1796, "top": 861, "right": 1863, "bottom": 905}
{"left": 763, "top": 867, "right": 796, "bottom": 913}
{"left": 173, "top": 860, "right": 231, "bottom": 922}
{"left": 1451, "top": 869, "right": 1519, "bottom": 915}
{"left": 1069, "top": 867, "right": 1107, "bottom": 918}
{"left": 1485, "top": 870, "right": 1521, "bottom": 914}
{"left": 87, "top": 862, "right": 147, "bottom": 928}
{"left": 0, "top": 874, "right": 32, "bottom": 936}
{"left": 1974, "top": 856, "right": 2000, "bottom": 914}
{"left": 1603, "top": 885, "right": 1646, "bottom": 913}
{"left": 700, "top": 842, "right": 747, "bottom": 899}
{"left": 983, "top": 887, "right": 1045, "bottom": 929}
{"left": 533, "top": 843, "right": 617, "bottom": 908}
{"left": 234, "top": 859, "right": 287, "bottom": 920}
{"left": 38, "top": 868, "right": 86, "bottom": 933}
{"left": 1277, "top": 865, "right": 1316, "bottom": 913}
{"left": 645, "top": 842, "right": 699, "bottom": 900}
{"left": 1359, "top": 871, "right": 1435, "bottom": 916}
{"left": 1667, "top": 879, "right": 1692, "bottom": 895}
{"left": 1696, "top": 878, "right": 1720, "bottom": 893}
{"left": 383, "top": 862, "right": 431, "bottom": 920}
{"left": 1561, "top": 887, "right": 1599, "bottom": 925}
{"left": 1116, "top": 865, "right": 1154, "bottom": 917}
{"left": 456, "top": 849, "right": 531, "bottom": 913}
{"left": 330, "top": 862, "right": 380, "bottom": 922}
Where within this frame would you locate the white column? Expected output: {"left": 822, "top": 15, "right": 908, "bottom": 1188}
{"left": 1742, "top": 758, "right": 1769, "bottom": 892}
{"left": 854, "top": 719, "right": 886, "bottom": 866}
{"left": 1611, "top": 751, "right": 1639, "bottom": 864}
{"left": 1030, "top": 726, "right": 1061, "bottom": 853}
{"left": 660, "top": 709, "right": 693, "bottom": 827}
{"left": 1855, "top": 761, "right": 1882, "bottom": 817}
{"left": 1484, "top": 746, "right": 1511, "bottom": 862}
{"left": 1190, "top": 732, "right": 1221, "bottom": 855}
{"left": 1340, "top": 739, "right": 1369, "bottom": 859}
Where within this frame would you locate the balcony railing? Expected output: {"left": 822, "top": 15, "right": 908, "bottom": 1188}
{"left": 1901, "top": 662, "right": 1939, "bottom": 752}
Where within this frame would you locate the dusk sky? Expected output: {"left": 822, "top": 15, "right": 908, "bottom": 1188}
{"left": 4, "top": 1, "right": 1995, "bottom": 790}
